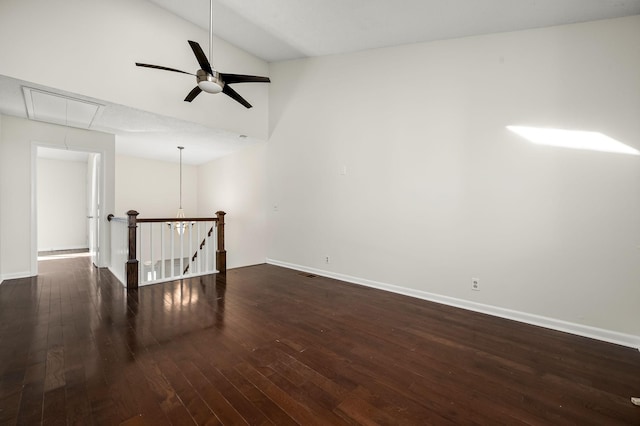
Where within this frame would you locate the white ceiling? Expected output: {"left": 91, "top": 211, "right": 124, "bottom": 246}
{"left": 148, "top": 0, "right": 640, "bottom": 62}
{"left": 1, "top": 0, "right": 639, "bottom": 164}
{"left": 0, "top": 75, "right": 259, "bottom": 165}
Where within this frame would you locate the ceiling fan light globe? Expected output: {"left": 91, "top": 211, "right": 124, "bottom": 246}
{"left": 198, "top": 80, "right": 223, "bottom": 94}
{"left": 196, "top": 69, "right": 224, "bottom": 94}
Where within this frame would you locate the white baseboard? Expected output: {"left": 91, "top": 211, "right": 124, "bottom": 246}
{"left": 266, "top": 258, "right": 640, "bottom": 349}
{"left": 38, "top": 246, "right": 89, "bottom": 252}
{"left": 107, "top": 266, "right": 126, "bottom": 287}
{"left": 0, "top": 271, "right": 34, "bottom": 284}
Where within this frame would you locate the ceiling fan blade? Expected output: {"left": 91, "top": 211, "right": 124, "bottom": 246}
{"left": 135, "top": 63, "right": 194, "bottom": 75}
{"left": 188, "top": 40, "right": 213, "bottom": 75}
{"left": 220, "top": 73, "right": 271, "bottom": 84}
{"left": 222, "top": 85, "right": 252, "bottom": 108}
{"left": 184, "top": 86, "right": 202, "bottom": 102}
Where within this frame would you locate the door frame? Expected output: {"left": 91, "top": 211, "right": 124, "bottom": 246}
{"left": 31, "top": 143, "right": 109, "bottom": 273}
{"left": 88, "top": 153, "right": 101, "bottom": 267}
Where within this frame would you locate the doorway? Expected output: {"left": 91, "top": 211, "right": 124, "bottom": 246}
{"left": 35, "top": 147, "right": 102, "bottom": 267}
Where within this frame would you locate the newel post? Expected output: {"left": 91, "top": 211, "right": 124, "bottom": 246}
{"left": 216, "top": 211, "right": 226, "bottom": 273}
{"left": 126, "top": 210, "right": 139, "bottom": 289}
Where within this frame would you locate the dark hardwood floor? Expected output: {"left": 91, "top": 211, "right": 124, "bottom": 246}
{"left": 1, "top": 256, "right": 639, "bottom": 425}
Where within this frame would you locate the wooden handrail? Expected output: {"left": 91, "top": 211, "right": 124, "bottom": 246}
{"left": 109, "top": 210, "right": 227, "bottom": 289}
{"left": 136, "top": 217, "right": 217, "bottom": 223}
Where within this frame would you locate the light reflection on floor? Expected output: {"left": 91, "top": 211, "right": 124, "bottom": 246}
{"left": 37, "top": 250, "right": 92, "bottom": 261}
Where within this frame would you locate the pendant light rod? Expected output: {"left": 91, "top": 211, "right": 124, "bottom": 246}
{"left": 178, "top": 146, "right": 184, "bottom": 209}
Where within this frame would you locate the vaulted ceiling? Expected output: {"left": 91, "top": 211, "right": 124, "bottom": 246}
{"left": 148, "top": 0, "right": 640, "bottom": 62}
{"left": 2, "top": 0, "right": 639, "bottom": 164}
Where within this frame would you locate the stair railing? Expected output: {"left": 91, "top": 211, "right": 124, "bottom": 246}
{"left": 184, "top": 224, "right": 215, "bottom": 274}
{"left": 108, "top": 211, "right": 226, "bottom": 289}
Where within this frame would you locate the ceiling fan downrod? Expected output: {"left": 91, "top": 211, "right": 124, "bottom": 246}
{"left": 209, "top": 0, "right": 214, "bottom": 68}
{"left": 134, "top": 0, "right": 270, "bottom": 108}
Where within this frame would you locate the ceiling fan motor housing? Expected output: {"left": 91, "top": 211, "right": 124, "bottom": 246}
{"left": 197, "top": 69, "right": 224, "bottom": 93}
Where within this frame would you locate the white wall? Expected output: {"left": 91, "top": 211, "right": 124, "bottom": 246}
{"left": 0, "top": 0, "right": 268, "bottom": 139}
{"left": 0, "top": 115, "right": 3, "bottom": 282}
{"left": 115, "top": 155, "right": 198, "bottom": 218}
{"left": 198, "top": 143, "right": 267, "bottom": 268}
{"left": 267, "top": 16, "right": 640, "bottom": 341}
{"left": 37, "top": 157, "right": 88, "bottom": 251}
{"left": 0, "top": 115, "right": 115, "bottom": 279}
{"left": 114, "top": 149, "right": 266, "bottom": 270}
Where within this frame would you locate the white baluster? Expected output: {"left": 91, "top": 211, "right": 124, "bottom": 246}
{"left": 197, "top": 221, "right": 202, "bottom": 274}
{"left": 210, "top": 220, "right": 215, "bottom": 272}
{"left": 179, "top": 222, "right": 184, "bottom": 277}
{"left": 161, "top": 221, "right": 165, "bottom": 280}
{"left": 204, "top": 221, "right": 209, "bottom": 273}
{"left": 188, "top": 221, "right": 193, "bottom": 276}
{"left": 170, "top": 222, "right": 175, "bottom": 278}
{"left": 149, "top": 223, "right": 154, "bottom": 283}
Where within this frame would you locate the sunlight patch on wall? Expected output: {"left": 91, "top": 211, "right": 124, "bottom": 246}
{"left": 507, "top": 126, "right": 639, "bottom": 156}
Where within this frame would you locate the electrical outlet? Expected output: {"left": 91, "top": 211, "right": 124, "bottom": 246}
{"left": 325, "top": 256, "right": 330, "bottom": 264}
{"left": 472, "top": 278, "right": 480, "bottom": 291}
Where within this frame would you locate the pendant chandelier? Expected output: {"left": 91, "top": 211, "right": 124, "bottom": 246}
{"left": 176, "top": 146, "right": 186, "bottom": 235}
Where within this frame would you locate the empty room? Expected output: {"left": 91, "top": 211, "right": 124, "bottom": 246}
{"left": 1, "top": 0, "right": 639, "bottom": 424}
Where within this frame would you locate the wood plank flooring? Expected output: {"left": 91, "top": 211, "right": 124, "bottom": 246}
{"left": 1, "top": 256, "right": 639, "bottom": 425}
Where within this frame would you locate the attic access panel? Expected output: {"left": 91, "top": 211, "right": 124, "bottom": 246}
{"left": 23, "top": 87, "right": 104, "bottom": 129}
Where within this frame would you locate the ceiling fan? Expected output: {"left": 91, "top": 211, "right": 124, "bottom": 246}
{"left": 135, "top": 0, "right": 270, "bottom": 108}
